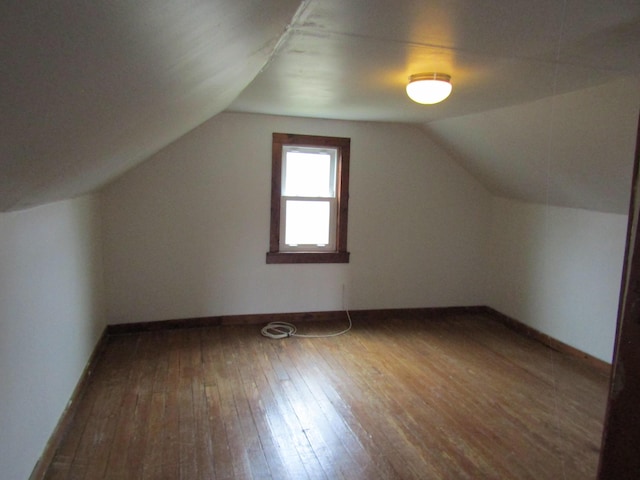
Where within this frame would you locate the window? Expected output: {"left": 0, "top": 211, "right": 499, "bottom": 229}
{"left": 267, "top": 133, "right": 350, "bottom": 264}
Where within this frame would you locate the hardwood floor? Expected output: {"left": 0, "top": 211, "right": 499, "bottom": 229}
{"left": 43, "top": 313, "right": 609, "bottom": 479}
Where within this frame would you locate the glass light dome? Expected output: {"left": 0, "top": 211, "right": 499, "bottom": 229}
{"left": 406, "top": 73, "right": 452, "bottom": 104}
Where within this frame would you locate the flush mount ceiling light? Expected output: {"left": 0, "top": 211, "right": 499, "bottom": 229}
{"left": 406, "top": 73, "right": 452, "bottom": 104}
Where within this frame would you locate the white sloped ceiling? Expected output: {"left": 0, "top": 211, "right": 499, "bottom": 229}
{"left": 424, "top": 76, "right": 640, "bottom": 215}
{"left": 2, "top": 0, "right": 639, "bottom": 212}
{"left": 0, "top": 0, "right": 303, "bottom": 211}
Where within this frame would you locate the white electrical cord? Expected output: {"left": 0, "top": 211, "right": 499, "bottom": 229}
{"left": 260, "top": 310, "right": 352, "bottom": 339}
{"left": 261, "top": 285, "right": 353, "bottom": 339}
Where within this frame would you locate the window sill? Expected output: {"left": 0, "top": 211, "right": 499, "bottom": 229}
{"left": 266, "top": 251, "right": 350, "bottom": 264}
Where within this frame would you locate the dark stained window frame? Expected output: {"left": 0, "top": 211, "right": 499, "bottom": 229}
{"left": 267, "top": 132, "right": 350, "bottom": 264}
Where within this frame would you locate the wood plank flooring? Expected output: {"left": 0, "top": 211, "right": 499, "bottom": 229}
{"left": 43, "top": 313, "right": 609, "bottom": 479}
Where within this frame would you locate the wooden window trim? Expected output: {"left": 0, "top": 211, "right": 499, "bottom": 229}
{"left": 267, "top": 132, "right": 350, "bottom": 264}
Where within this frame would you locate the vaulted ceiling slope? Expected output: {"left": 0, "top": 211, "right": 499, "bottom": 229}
{"left": 424, "top": 76, "right": 640, "bottom": 215}
{"left": 0, "top": 0, "right": 303, "bottom": 212}
{"left": 2, "top": 1, "right": 640, "bottom": 212}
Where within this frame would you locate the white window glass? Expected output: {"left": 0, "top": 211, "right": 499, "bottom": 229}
{"left": 284, "top": 200, "right": 331, "bottom": 246}
{"left": 280, "top": 146, "right": 338, "bottom": 251}
{"left": 283, "top": 147, "right": 336, "bottom": 197}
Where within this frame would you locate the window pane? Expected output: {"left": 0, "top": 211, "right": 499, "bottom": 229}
{"left": 284, "top": 151, "right": 335, "bottom": 197}
{"left": 284, "top": 200, "right": 330, "bottom": 246}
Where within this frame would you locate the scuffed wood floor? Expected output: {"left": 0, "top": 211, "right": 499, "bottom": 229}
{"left": 43, "top": 314, "right": 609, "bottom": 479}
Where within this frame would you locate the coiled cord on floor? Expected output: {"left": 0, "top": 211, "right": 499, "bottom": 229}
{"left": 260, "top": 310, "right": 352, "bottom": 339}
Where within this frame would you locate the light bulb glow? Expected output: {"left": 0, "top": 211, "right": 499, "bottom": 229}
{"left": 406, "top": 73, "right": 452, "bottom": 104}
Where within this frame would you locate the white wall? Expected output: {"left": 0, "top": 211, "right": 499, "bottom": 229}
{"left": 487, "top": 197, "right": 627, "bottom": 362}
{"left": 101, "top": 112, "right": 492, "bottom": 324}
{"left": 425, "top": 77, "right": 638, "bottom": 363}
{"left": 0, "top": 195, "right": 105, "bottom": 480}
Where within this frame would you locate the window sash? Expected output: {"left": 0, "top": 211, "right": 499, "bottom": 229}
{"left": 282, "top": 146, "right": 337, "bottom": 198}
{"left": 280, "top": 197, "right": 337, "bottom": 251}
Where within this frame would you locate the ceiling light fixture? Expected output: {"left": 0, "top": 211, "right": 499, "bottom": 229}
{"left": 406, "top": 73, "right": 452, "bottom": 104}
